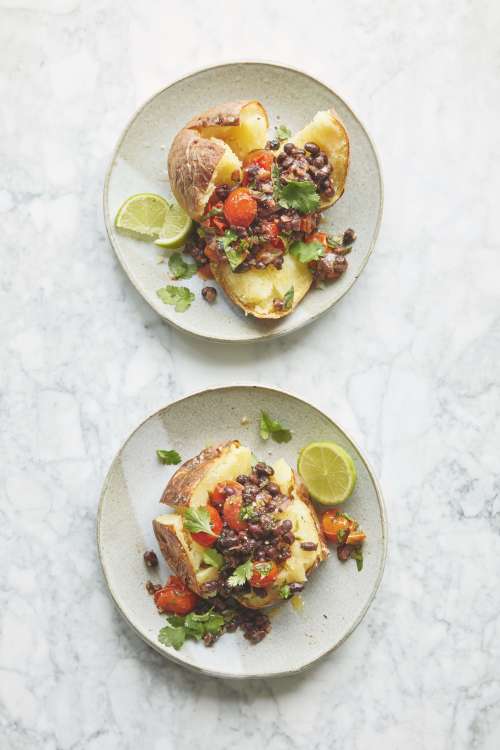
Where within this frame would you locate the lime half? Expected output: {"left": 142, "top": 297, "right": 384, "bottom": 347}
{"left": 115, "top": 193, "right": 169, "bottom": 241}
{"left": 297, "top": 441, "right": 356, "bottom": 505}
{"left": 154, "top": 203, "right": 193, "bottom": 249}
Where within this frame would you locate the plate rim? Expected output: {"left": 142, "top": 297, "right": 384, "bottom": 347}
{"left": 96, "top": 383, "right": 388, "bottom": 679}
{"left": 103, "top": 59, "right": 384, "bottom": 344}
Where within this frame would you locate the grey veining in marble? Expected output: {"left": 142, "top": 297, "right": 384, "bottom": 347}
{"left": 1, "top": 1, "right": 499, "bottom": 748}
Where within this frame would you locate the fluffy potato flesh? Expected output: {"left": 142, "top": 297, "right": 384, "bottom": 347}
{"left": 153, "top": 443, "right": 327, "bottom": 609}
{"left": 213, "top": 253, "right": 313, "bottom": 318}
{"left": 291, "top": 109, "right": 350, "bottom": 208}
{"left": 197, "top": 102, "right": 268, "bottom": 161}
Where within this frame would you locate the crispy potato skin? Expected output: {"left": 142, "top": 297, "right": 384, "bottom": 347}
{"left": 168, "top": 129, "right": 226, "bottom": 221}
{"left": 168, "top": 100, "right": 267, "bottom": 220}
{"left": 161, "top": 440, "right": 240, "bottom": 508}
{"left": 152, "top": 518, "right": 202, "bottom": 595}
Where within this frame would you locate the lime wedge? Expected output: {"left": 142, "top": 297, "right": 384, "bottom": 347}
{"left": 297, "top": 441, "right": 356, "bottom": 505}
{"left": 154, "top": 204, "right": 193, "bottom": 249}
{"left": 115, "top": 193, "right": 170, "bottom": 241}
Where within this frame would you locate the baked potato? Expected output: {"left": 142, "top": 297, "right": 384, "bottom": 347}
{"left": 167, "top": 100, "right": 351, "bottom": 320}
{"left": 153, "top": 441, "right": 328, "bottom": 609}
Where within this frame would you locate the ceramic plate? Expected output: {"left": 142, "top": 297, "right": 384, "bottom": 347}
{"left": 103, "top": 62, "right": 382, "bottom": 342}
{"left": 97, "top": 385, "right": 387, "bottom": 678}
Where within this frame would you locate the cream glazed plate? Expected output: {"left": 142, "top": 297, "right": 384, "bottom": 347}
{"left": 97, "top": 386, "right": 387, "bottom": 678}
{"left": 103, "top": 62, "right": 383, "bottom": 342}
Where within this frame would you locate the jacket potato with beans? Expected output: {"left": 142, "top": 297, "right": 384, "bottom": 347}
{"left": 167, "top": 101, "right": 351, "bottom": 319}
{"left": 153, "top": 440, "right": 328, "bottom": 610}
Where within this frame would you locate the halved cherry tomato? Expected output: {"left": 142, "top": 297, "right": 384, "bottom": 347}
{"left": 223, "top": 493, "right": 247, "bottom": 532}
{"left": 250, "top": 560, "right": 279, "bottom": 588}
{"left": 210, "top": 480, "right": 244, "bottom": 509}
{"left": 243, "top": 149, "right": 275, "bottom": 172}
{"left": 153, "top": 576, "right": 198, "bottom": 615}
{"left": 259, "top": 220, "right": 285, "bottom": 250}
{"left": 306, "top": 231, "right": 329, "bottom": 249}
{"left": 223, "top": 187, "right": 257, "bottom": 228}
{"left": 212, "top": 216, "right": 228, "bottom": 235}
{"left": 190, "top": 505, "right": 223, "bottom": 547}
{"left": 321, "top": 510, "right": 354, "bottom": 544}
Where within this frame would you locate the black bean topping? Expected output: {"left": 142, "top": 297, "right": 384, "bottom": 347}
{"left": 265, "top": 482, "right": 280, "bottom": 496}
{"left": 143, "top": 550, "right": 158, "bottom": 567}
{"left": 313, "top": 154, "right": 327, "bottom": 168}
{"left": 304, "top": 142, "right": 320, "bottom": 156}
{"left": 288, "top": 582, "right": 305, "bottom": 594}
{"left": 282, "top": 531, "right": 295, "bottom": 545}
{"left": 300, "top": 542, "right": 318, "bottom": 551}
{"left": 283, "top": 142, "right": 296, "bottom": 155}
{"left": 254, "top": 462, "right": 274, "bottom": 476}
{"left": 343, "top": 228, "right": 357, "bottom": 245}
{"left": 201, "top": 286, "right": 217, "bottom": 303}
{"left": 337, "top": 544, "right": 352, "bottom": 562}
{"left": 266, "top": 138, "right": 280, "bottom": 150}
{"left": 214, "top": 184, "right": 230, "bottom": 200}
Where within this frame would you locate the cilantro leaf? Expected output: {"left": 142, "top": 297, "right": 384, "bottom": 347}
{"left": 279, "top": 181, "right": 320, "bottom": 214}
{"left": 253, "top": 562, "right": 272, "bottom": 579}
{"left": 204, "top": 206, "right": 223, "bottom": 219}
{"left": 279, "top": 584, "right": 291, "bottom": 600}
{"left": 326, "top": 234, "right": 343, "bottom": 249}
{"left": 275, "top": 124, "right": 292, "bottom": 141}
{"left": 204, "top": 612, "right": 225, "bottom": 634}
{"left": 283, "top": 286, "right": 294, "bottom": 310}
{"left": 156, "top": 449, "right": 182, "bottom": 465}
{"left": 168, "top": 252, "right": 197, "bottom": 280}
{"left": 240, "top": 504, "right": 258, "bottom": 522}
{"left": 202, "top": 548, "right": 224, "bottom": 569}
{"left": 166, "top": 614, "right": 185, "bottom": 628}
{"left": 259, "top": 410, "right": 292, "bottom": 443}
{"left": 227, "top": 559, "right": 253, "bottom": 587}
{"left": 218, "top": 229, "right": 246, "bottom": 271}
{"left": 158, "top": 624, "right": 186, "bottom": 650}
{"left": 289, "top": 240, "right": 325, "bottom": 263}
{"left": 183, "top": 613, "right": 205, "bottom": 640}
{"left": 156, "top": 285, "right": 195, "bottom": 312}
{"left": 183, "top": 507, "right": 215, "bottom": 537}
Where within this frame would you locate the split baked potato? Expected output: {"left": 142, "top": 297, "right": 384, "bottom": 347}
{"left": 167, "top": 100, "right": 351, "bottom": 320}
{"left": 153, "top": 440, "right": 328, "bottom": 609}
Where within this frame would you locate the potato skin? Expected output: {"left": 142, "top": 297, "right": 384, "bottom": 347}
{"left": 152, "top": 518, "right": 202, "bottom": 595}
{"left": 168, "top": 129, "right": 226, "bottom": 221}
{"left": 168, "top": 100, "right": 267, "bottom": 220}
{"left": 161, "top": 440, "right": 240, "bottom": 509}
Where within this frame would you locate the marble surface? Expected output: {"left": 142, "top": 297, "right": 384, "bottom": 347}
{"left": 1, "top": 1, "right": 499, "bottom": 748}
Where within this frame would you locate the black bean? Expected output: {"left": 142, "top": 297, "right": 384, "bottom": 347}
{"left": 318, "top": 163, "right": 332, "bottom": 178}
{"left": 313, "top": 154, "right": 327, "bottom": 168}
{"left": 300, "top": 542, "right": 318, "bottom": 551}
{"left": 282, "top": 532, "right": 295, "bottom": 545}
{"left": 214, "top": 184, "right": 230, "bottom": 200}
{"left": 283, "top": 142, "right": 295, "bottom": 155}
{"left": 288, "top": 582, "right": 305, "bottom": 594}
{"left": 143, "top": 550, "right": 158, "bottom": 567}
{"left": 337, "top": 544, "right": 352, "bottom": 562}
{"left": 266, "top": 138, "right": 280, "bottom": 150}
{"left": 280, "top": 519, "right": 293, "bottom": 533}
{"left": 304, "top": 142, "right": 320, "bottom": 155}
{"left": 265, "top": 482, "right": 280, "bottom": 496}
{"left": 281, "top": 156, "right": 293, "bottom": 169}
{"left": 343, "top": 228, "right": 357, "bottom": 245}
{"left": 201, "top": 286, "right": 217, "bottom": 303}
{"left": 255, "top": 462, "right": 274, "bottom": 476}
{"left": 322, "top": 185, "right": 335, "bottom": 198}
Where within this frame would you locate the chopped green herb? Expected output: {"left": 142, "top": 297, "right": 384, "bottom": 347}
{"left": 253, "top": 562, "right": 272, "bottom": 578}
{"left": 337, "top": 527, "right": 348, "bottom": 543}
{"left": 204, "top": 206, "right": 223, "bottom": 219}
{"left": 279, "top": 584, "right": 291, "bottom": 600}
{"left": 227, "top": 559, "right": 253, "bottom": 587}
{"left": 278, "top": 180, "right": 320, "bottom": 214}
{"left": 283, "top": 286, "right": 294, "bottom": 310}
{"left": 218, "top": 229, "right": 238, "bottom": 251}
{"left": 289, "top": 240, "right": 325, "bottom": 263}
{"left": 156, "top": 285, "right": 195, "bottom": 312}
{"left": 275, "top": 124, "right": 292, "bottom": 141}
{"left": 183, "top": 507, "right": 214, "bottom": 537}
{"left": 218, "top": 229, "right": 247, "bottom": 270}
{"left": 326, "top": 234, "right": 343, "bottom": 249}
{"left": 158, "top": 624, "right": 186, "bottom": 650}
{"left": 202, "top": 548, "right": 224, "bottom": 569}
{"left": 259, "top": 410, "right": 292, "bottom": 444}
{"left": 240, "top": 504, "right": 258, "bottom": 522}
{"left": 351, "top": 546, "right": 364, "bottom": 572}
{"left": 156, "top": 449, "right": 182, "bottom": 465}
{"left": 168, "top": 252, "right": 197, "bottom": 280}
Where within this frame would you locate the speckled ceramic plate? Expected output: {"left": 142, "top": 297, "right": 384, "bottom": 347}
{"left": 97, "top": 385, "right": 387, "bottom": 678}
{"left": 103, "top": 62, "right": 382, "bottom": 342}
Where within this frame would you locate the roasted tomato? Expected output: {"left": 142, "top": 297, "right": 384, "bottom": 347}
{"left": 243, "top": 149, "right": 275, "bottom": 173}
{"left": 153, "top": 576, "right": 198, "bottom": 615}
{"left": 259, "top": 220, "right": 284, "bottom": 250}
{"left": 190, "top": 505, "right": 223, "bottom": 547}
{"left": 223, "top": 187, "right": 257, "bottom": 229}
{"left": 306, "top": 231, "right": 329, "bottom": 249}
{"left": 321, "top": 510, "right": 355, "bottom": 544}
{"left": 223, "top": 492, "right": 247, "bottom": 532}
{"left": 210, "top": 480, "right": 244, "bottom": 509}
{"left": 251, "top": 561, "right": 279, "bottom": 588}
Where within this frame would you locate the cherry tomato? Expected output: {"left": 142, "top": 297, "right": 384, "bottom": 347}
{"left": 259, "top": 220, "right": 285, "bottom": 250}
{"left": 321, "top": 510, "right": 354, "bottom": 544}
{"left": 223, "top": 188, "right": 257, "bottom": 228}
{"left": 306, "top": 231, "right": 329, "bottom": 249}
{"left": 223, "top": 493, "right": 248, "bottom": 532}
{"left": 153, "top": 576, "right": 198, "bottom": 615}
{"left": 250, "top": 561, "right": 279, "bottom": 588}
{"left": 210, "top": 480, "right": 244, "bottom": 509}
{"left": 190, "top": 505, "right": 223, "bottom": 547}
{"left": 212, "top": 216, "right": 228, "bottom": 235}
{"left": 243, "top": 149, "right": 275, "bottom": 172}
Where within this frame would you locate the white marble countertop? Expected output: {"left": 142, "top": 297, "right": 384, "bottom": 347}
{"left": 1, "top": 1, "right": 499, "bottom": 748}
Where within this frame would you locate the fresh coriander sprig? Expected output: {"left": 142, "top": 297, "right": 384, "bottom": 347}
{"left": 156, "top": 449, "right": 182, "bottom": 465}
{"left": 259, "top": 410, "right": 292, "bottom": 443}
